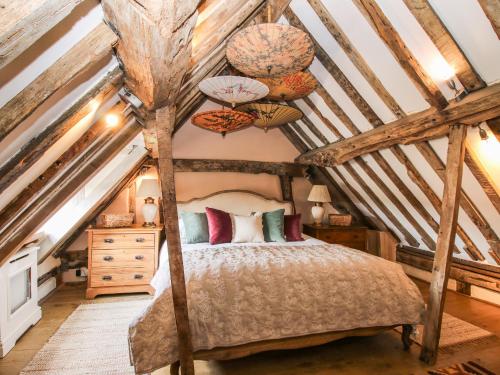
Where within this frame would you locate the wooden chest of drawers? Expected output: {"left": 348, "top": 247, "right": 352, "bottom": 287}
{"left": 303, "top": 224, "right": 371, "bottom": 253}
{"left": 303, "top": 224, "right": 397, "bottom": 260}
{"left": 86, "top": 225, "right": 163, "bottom": 299}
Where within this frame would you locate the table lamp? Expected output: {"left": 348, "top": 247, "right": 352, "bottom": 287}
{"left": 307, "top": 185, "right": 331, "bottom": 226}
{"left": 137, "top": 178, "right": 161, "bottom": 227}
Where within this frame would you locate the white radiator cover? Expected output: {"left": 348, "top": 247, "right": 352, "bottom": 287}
{"left": 0, "top": 246, "right": 41, "bottom": 357}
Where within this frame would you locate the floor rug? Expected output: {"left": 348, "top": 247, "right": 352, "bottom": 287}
{"left": 21, "top": 300, "right": 149, "bottom": 375}
{"left": 396, "top": 312, "right": 494, "bottom": 349}
{"left": 428, "top": 360, "right": 497, "bottom": 375}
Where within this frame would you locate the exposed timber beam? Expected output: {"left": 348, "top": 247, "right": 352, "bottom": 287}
{"left": 49, "top": 155, "right": 150, "bottom": 262}
{"left": 397, "top": 246, "right": 500, "bottom": 292}
{"left": 0, "top": 118, "right": 141, "bottom": 266}
{"left": 0, "top": 22, "right": 117, "bottom": 143}
{"left": 307, "top": 0, "right": 405, "bottom": 118}
{"left": 173, "top": 159, "right": 305, "bottom": 176}
{"left": 297, "top": 83, "right": 500, "bottom": 166}
{"left": 487, "top": 116, "right": 500, "bottom": 142}
{"left": 403, "top": 0, "right": 485, "bottom": 92}
{"left": 477, "top": 0, "right": 500, "bottom": 39}
{"left": 0, "top": 67, "right": 122, "bottom": 194}
{"left": 103, "top": 1, "right": 203, "bottom": 373}
{"left": 352, "top": 0, "right": 448, "bottom": 109}
{"left": 0, "top": 0, "right": 85, "bottom": 69}
{"left": 0, "top": 102, "right": 127, "bottom": 237}
{"left": 421, "top": 124, "right": 467, "bottom": 365}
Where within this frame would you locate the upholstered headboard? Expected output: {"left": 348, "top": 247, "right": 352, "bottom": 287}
{"left": 177, "top": 190, "right": 294, "bottom": 215}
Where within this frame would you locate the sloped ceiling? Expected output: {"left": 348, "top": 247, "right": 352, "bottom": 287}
{"left": 0, "top": 0, "right": 499, "bottom": 267}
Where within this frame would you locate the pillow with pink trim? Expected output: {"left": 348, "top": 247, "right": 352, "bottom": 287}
{"left": 205, "top": 207, "right": 233, "bottom": 244}
{"left": 284, "top": 214, "right": 304, "bottom": 242}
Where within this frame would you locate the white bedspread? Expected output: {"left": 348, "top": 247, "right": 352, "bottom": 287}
{"left": 129, "top": 239, "right": 425, "bottom": 374}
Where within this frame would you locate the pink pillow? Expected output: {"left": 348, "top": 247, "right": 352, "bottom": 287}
{"left": 205, "top": 207, "right": 233, "bottom": 244}
{"left": 284, "top": 214, "right": 304, "bottom": 242}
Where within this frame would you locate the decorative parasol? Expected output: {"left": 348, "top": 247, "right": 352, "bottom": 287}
{"left": 236, "top": 103, "right": 303, "bottom": 131}
{"left": 191, "top": 109, "right": 254, "bottom": 137}
{"left": 198, "top": 76, "right": 269, "bottom": 107}
{"left": 257, "top": 71, "right": 318, "bottom": 101}
{"left": 226, "top": 23, "right": 314, "bottom": 78}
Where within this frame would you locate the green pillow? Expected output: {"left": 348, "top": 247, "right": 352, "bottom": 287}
{"left": 180, "top": 212, "right": 209, "bottom": 244}
{"left": 262, "top": 209, "right": 286, "bottom": 242}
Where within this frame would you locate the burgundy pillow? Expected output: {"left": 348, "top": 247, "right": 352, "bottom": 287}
{"left": 284, "top": 214, "right": 304, "bottom": 242}
{"left": 205, "top": 207, "right": 233, "bottom": 244}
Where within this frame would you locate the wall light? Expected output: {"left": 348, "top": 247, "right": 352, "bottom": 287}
{"left": 105, "top": 113, "right": 120, "bottom": 127}
{"left": 429, "top": 59, "right": 467, "bottom": 102}
{"left": 477, "top": 124, "right": 489, "bottom": 141}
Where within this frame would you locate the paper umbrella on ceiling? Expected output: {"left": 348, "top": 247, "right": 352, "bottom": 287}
{"left": 257, "top": 71, "right": 318, "bottom": 101}
{"left": 236, "top": 103, "right": 303, "bottom": 131}
{"left": 226, "top": 23, "right": 314, "bottom": 78}
{"left": 191, "top": 109, "right": 254, "bottom": 137}
{"left": 198, "top": 76, "right": 269, "bottom": 107}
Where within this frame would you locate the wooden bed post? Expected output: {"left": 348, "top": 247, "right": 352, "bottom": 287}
{"left": 156, "top": 106, "right": 195, "bottom": 375}
{"left": 420, "top": 124, "right": 467, "bottom": 365}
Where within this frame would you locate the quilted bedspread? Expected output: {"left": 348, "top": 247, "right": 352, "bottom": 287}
{"left": 128, "top": 243, "right": 425, "bottom": 374}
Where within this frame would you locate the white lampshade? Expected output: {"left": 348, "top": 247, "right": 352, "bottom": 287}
{"left": 307, "top": 185, "right": 331, "bottom": 203}
{"left": 137, "top": 179, "right": 161, "bottom": 198}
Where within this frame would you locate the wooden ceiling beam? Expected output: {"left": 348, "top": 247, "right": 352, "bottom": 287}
{"left": 0, "top": 67, "right": 122, "bottom": 194}
{"left": 0, "top": 118, "right": 141, "bottom": 266}
{"left": 297, "top": 83, "right": 500, "bottom": 166}
{"left": 352, "top": 0, "right": 448, "bottom": 109}
{"left": 0, "top": 101, "right": 127, "bottom": 236}
{"left": 173, "top": 159, "right": 305, "bottom": 177}
{"left": 421, "top": 124, "right": 467, "bottom": 365}
{"left": 0, "top": 0, "right": 85, "bottom": 69}
{"left": 0, "top": 22, "right": 117, "bottom": 143}
{"left": 477, "top": 0, "right": 500, "bottom": 39}
{"left": 403, "top": 0, "right": 485, "bottom": 92}
{"left": 307, "top": 0, "right": 405, "bottom": 118}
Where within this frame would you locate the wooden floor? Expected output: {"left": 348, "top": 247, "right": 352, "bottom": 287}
{"left": 1, "top": 280, "right": 499, "bottom": 375}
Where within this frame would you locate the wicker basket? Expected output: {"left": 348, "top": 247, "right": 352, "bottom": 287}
{"left": 100, "top": 213, "right": 134, "bottom": 228}
{"left": 328, "top": 214, "right": 352, "bottom": 226}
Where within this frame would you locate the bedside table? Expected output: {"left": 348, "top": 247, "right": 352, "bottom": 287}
{"left": 303, "top": 223, "right": 373, "bottom": 254}
{"left": 303, "top": 224, "right": 397, "bottom": 260}
{"left": 86, "top": 225, "right": 163, "bottom": 299}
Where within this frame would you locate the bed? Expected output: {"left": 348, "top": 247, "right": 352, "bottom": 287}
{"left": 128, "top": 190, "right": 425, "bottom": 375}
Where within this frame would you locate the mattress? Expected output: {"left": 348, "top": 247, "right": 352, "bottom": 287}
{"left": 128, "top": 238, "right": 425, "bottom": 374}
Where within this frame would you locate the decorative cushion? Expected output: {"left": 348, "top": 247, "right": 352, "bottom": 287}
{"left": 284, "top": 214, "right": 304, "bottom": 242}
{"left": 232, "top": 214, "right": 265, "bottom": 243}
{"left": 205, "top": 207, "right": 233, "bottom": 244}
{"left": 262, "top": 208, "right": 286, "bottom": 242}
{"left": 180, "top": 212, "right": 209, "bottom": 244}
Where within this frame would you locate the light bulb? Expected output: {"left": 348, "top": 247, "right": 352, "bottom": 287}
{"left": 105, "top": 113, "right": 120, "bottom": 127}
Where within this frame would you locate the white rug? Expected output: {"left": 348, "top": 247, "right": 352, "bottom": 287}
{"left": 21, "top": 300, "right": 149, "bottom": 375}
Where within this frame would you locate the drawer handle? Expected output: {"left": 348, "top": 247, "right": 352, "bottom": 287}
{"left": 104, "top": 238, "right": 114, "bottom": 243}
{"left": 136, "top": 237, "right": 145, "bottom": 243}
{"left": 134, "top": 274, "right": 144, "bottom": 280}
{"left": 135, "top": 255, "right": 144, "bottom": 260}
{"left": 103, "top": 256, "right": 114, "bottom": 261}
{"left": 102, "top": 275, "right": 112, "bottom": 281}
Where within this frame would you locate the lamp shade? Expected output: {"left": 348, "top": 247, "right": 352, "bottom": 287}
{"left": 137, "top": 179, "right": 161, "bottom": 198}
{"left": 307, "top": 185, "right": 331, "bottom": 203}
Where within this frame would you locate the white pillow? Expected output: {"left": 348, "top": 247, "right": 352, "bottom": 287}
{"left": 232, "top": 214, "right": 265, "bottom": 243}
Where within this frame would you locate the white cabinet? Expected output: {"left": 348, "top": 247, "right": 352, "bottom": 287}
{"left": 0, "top": 246, "right": 41, "bottom": 357}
